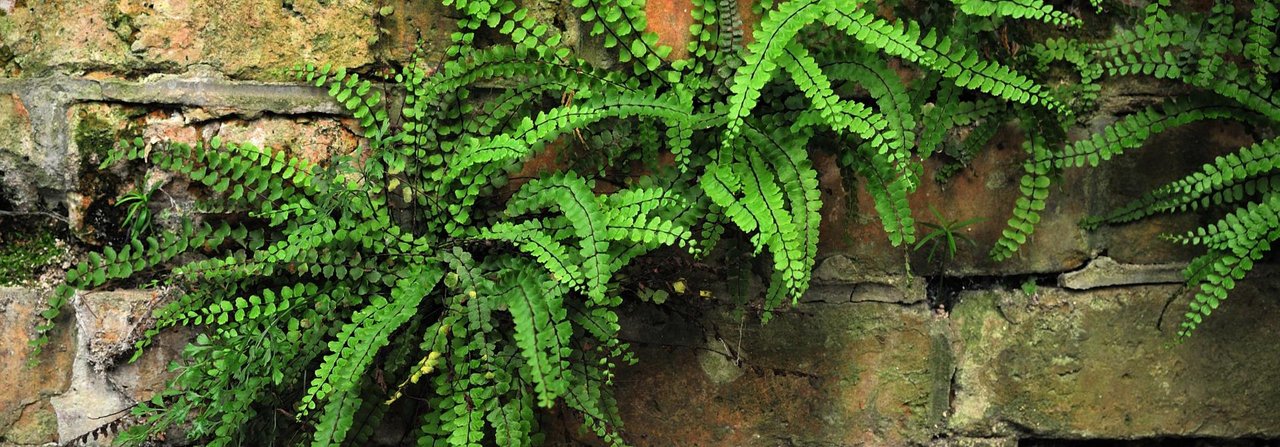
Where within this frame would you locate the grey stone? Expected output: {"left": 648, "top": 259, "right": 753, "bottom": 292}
{"left": 49, "top": 293, "right": 132, "bottom": 444}
{"left": 949, "top": 281, "right": 1280, "bottom": 439}
{"left": 798, "top": 282, "right": 927, "bottom": 306}
{"left": 0, "top": 93, "right": 45, "bottom": 209}
{"left": 0, "top": 75, "right": 345, "bottom": 209}
{"left": 604, "top": 295, "right": 951, "bottom": 446}
{"left": 811, "top": 254, "right": 927, "bottom": 301}
{"left": 1058, "top": 256, "right": 1185, "bottom": 290}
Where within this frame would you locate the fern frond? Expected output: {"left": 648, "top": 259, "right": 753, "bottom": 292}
{"left": 1247, "top": 1, "right": 1279, "bottom": 84}
{"left": 503, "top": 265, "right": 573, "bottom": 408}
{"left": 846, "top": 145, "right": 917, "bottom": 247}
{"left": 949, "top": 0, "right": 1082, "bottom": 27}
{"left": 441, "top": 93, "right": 695, "bottom": 232}
{"left": 1171, "top": 194, "right": 1280, "bottom": 337}
{"left": 1050, "top": 101, "right": 1246, "bottom": 169}
{"left": 993, "top": 100, "right": 1254, "bottom": 259}
{"left": 298, "top": 265, "right": 442, "bottom": 424}
{"left": 990, "top": 131, "right": 1053, "bottom": 261}
{"left": 30, "top": 221, "right": 236, "bottom": 359}
{"left": 936, "top": 111, "right": 1006, "bottom": 181}
{"left": 825, "top": 56, "right": 919, "bottom": 166}
{"left": 821, "top": 6, "right": 1067, "bottom": 113}
{"left": 295, "top": 63, "right": 390, "bottom": 141}
{"left": 1086, "top": 137, "right": 1280, "bottom": 228}
{"left": 721, "top": 0, "right": 830, "bottom": 147}
{"left": 780, "top": 42, "right": 913, "bottom": 174}
{"left": 747, "top": 127, "right": 822, "bottom": 297}
{"left": 489, "top": 390, "right": 536, "bottom": 447}
{"left": 573, "top": 0, "right": 673, "bottom": 72}
{"left": 483, "top": 220, "right": 585, "bottom": 289}
{"left": 504, "top": 172, "right": 612, "bottom": 303}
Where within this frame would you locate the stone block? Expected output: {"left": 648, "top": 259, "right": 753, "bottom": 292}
{"left": 65, "top": 103, "right": 142, "bottom": 246}
{"left": 0, "top": 0, "right": 457, "bottom": 80}
{"left": 3, "top": 399, "right": 59, "bottom": 445}
{"left": 0, "top": 1, "right": 133, "bottom": 76}
{"left": 372, "top": 0, "right": 459, "bottom": 66}
{"left": 605, "top": 284, "right": 949, "bottom": 446}
{"left": 948, "top": 280, "right": 1280, "bottom": 439}
{"left": 0, "top": 93, "right": 39, "bottom": 207}
{"left": 49, "top": 293, "right": 136, "bottom": 444}
{"left": 0, "top": 288, "right": 73, "bottom": 443}
{"left": 49, "top": 289, "right": 188, "bottom": 445}
{"left": 128, "top": 0, "right": 379, "bottom": 79}
{"left": 931, "top": 437, "right": 1018, "bottom": 447}
{"left": 211, "top": 115, "right": 364, "bottom": 165}
{"left": 1057, "top": 256, "right": 1184, "bottom": 290}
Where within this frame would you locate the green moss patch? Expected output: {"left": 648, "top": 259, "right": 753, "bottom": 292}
{"left": 0, "top": 222, "right": 63, "bottom": 285}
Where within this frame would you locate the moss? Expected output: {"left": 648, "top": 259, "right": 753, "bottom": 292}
{"left": 953, "top": 291, "right": 998, "bottom": 348}
{"left": 74, "top": 113, "right": 118, "bottom": 172}
{"left": 0, "top": 223, "right": 62, "bottom": 285}
{"left": 73, "top": 110, "right": 140, "bottom": 246}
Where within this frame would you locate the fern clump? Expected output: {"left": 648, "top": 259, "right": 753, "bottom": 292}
{"left": 993, "top": 0, "right": 1280, "bottom": 338}
{"left": 29, "top": 0, "right": 1077, "bottom": 444}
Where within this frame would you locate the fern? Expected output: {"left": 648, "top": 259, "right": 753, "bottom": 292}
{"left": 711, "top": 0, "right": 1068, "bottom": 296}
{"left": 995, "top": 0, "right": 1280, "bottom": 337}
{"left": 1166, "top": 194, "right": 1280, "bottom": 337}
{"left": 31, "top": 0, "right": 1081, "bottom": 444}
{"left": 990, "top": 126, "right": 1053, "bottom": 261}
{"left": 949, "top": 0, "right": 1082, "bottom": 27}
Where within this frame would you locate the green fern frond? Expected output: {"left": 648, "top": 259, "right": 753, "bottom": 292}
{"left": 1051, "top": 101, "right": 1246, "bottom": 170}
{"left": 296, "top": 63, "right": 390, "bottom": 140}
{"left": 483, "top": 220, "right": 585, "bottom": 289}
{"left": 503, "top": 264, "right": 573, "bottom": 408}
{"left": 820, "top": 6, "right": 1067, "bottom": 113}
{"left": 824, "top": 56, "right": 918, "bottom": 166}
{"left": 30, "top": 221, "right": 236, "bottom": 359}
{"left": 1247, "top": 1, "right": 1279, "bottom": 85}
{"left": 936, "top": 112, "right": 1006, "bottom": 181}
{"left": 994, "top": 100, "right": 1253, "bottom": 259}
{"left": 1086, "top": 137, "right": 1280, "bottom": 229}
{"left": 573, "top": 0, "right": 672, "bottom": 72}
{"left": 1170, "top": 194, "right": 1280, "bottom": 337}
{"left": 701, "top": 142, "right": 806, "bottom": 297}
{"left": 949, "top": 0, "right": 1082, "bottom": 27}
{"left": 846, "top": 145, "right": 917, "bottom": 247}
{"left": 721, "top": 0, "right": 830, "bottom": 147}
{"left": 990, "top": 131, "right": 1052, "bottom": 261}
{"left": 299, "top": 266, "right": 442, "bottom": 419}
{"left": 745, "top": 127, "right": 822, "bottom": 296}
{"left": 489, "top": 391, "right": 537, "bottom": 447}
{"left": 917, "top": 85, "right": 974, "bottom": 158}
